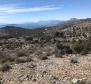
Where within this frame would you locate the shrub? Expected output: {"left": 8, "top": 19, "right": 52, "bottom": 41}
{"left": 36, "top": 54, "right": 48, "bottom": 60}
{"left": 16, "top": 57, "right": 32, "bottom": 63}
{"left": 80, "top": 49, "right": 88, "bottom": 55}
{"left": 56, "top": 43, "right": 73, "bottom": 55}
{"left": 40, "top": 35, "right": 52, "bottom": 43}
{"left": 1, "top": 55, "right": 15, "bottom": 63}
{"left": 71, "top": 79, "right": 91, "bottom": 84}
{"left": 40, "top": 56, "right": 48, "bottom": 60}
{"left": 17, "top": 50, "right": 28, "bottom": 57}
{"left": 70, "top": 57, "right": 78, "bottom": 64}
{"left": 82, "top": 33, "right": 87, "bottom": 38}
{"left": 77, "top": 80, "right": 91, "bottom": 84}
{"left": 55, "top": 32, "right": 64, "bottom": 38}
{"left": 0, "top": 64, "right": 12, "bottom": 72}
{"left": 36, "top": 53, "right": 48, "bottom": 60}
{"left": 56, "top": 43, "right": 64, "bottom": 50}
{"left": 0, "top": 51, "right": 14, "bottom": 64}
{"left": 24, "top": 36, "right": 33, "bottom": 41}
{"left": 55, "top": 49, "right": 63, "bottom": 58}
{"left": 35, "top": 50, "right": 48, "bottom": 60}
{"left": 72, "top": 39, "right": 91, "bottom": 54}
{"left": 72, "top": 42, "right": 83, "bottom": 54}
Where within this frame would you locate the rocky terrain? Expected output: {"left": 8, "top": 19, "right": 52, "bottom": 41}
{"left": 1, "top": 54, "right": 91, "bottom": 84}
{"left": 0, "top": 18, "right": 91, "bottom": 84}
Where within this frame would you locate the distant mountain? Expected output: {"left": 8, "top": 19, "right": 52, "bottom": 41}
{"left": 0, "top": 20, "right": 63, "bottom": 29}
{"left": 14, "top": 20, "right": 63, "bottom": 29}
{"left": 0, "top": 23, "right": 6, "bottom": 28}
{"left": 0, "top": 26, "right": 46, "bottom": 38}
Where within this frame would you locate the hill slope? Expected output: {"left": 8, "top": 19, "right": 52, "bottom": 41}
{"left": 0, "top": 18, "right": 91, "bottom": 38}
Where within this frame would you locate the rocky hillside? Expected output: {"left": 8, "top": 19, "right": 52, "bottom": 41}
{"left": 0, "top": 18, "right": 91, "bottom": 84}
{"left": 0, "top": 26, "right": 45, "bottom": 38}
{"left": 0, "top": 18, "right": 91, "bottom": 38}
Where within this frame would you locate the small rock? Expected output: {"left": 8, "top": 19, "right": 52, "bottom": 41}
{"left": 27, "top": 63, "right": 36, "bottom": 68}
{"left": 71, "top": 78, "right": 78, "bottom": 84}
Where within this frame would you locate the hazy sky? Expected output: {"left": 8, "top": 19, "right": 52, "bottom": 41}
{"left": 0, "top": 0, "right": 91, "bottom": 23}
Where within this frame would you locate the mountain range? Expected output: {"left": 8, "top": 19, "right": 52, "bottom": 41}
{"left": 0, "top": 20, "right": 63, "bottom": 29}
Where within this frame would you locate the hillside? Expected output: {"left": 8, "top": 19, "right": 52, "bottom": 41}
{"left": 0, "top": 18, "right": 91, "bottom": 84}
{"left": 0, "top": 18, "right": 91, "bottom": 37}
{"left": 0, "top": 26, "right": 45, "bottom": 38}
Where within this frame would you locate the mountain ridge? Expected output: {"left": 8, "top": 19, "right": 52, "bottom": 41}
{"left": 0, "top": 20, "right": 63, "bottom": 29}
{"left": 0, "top": 18, "right": 91, "bottom": 38}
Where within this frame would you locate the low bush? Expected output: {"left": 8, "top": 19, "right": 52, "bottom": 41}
{"left": 24, "top": 36, "right": 33, "bottom": 41}
{"left": 70, "top": 57, "right": 78, "bottom": 64}
{"left": 16, "top": 57, "right": 32, "bottom": 63}
{"left": 55, "top": 49, "right": 63, "bottom": 58}
{"left": 40, "top": 56, "right": 48, "bottom": 60}
{"left": 0, "top": 51, "right": 14, "bottom": 64}
{"left": 0, "top": 64, "right": 12, "bottom": 72}
{"left": 17, "top": 50, "right": 28, "bottom": 57}
{"left": 55, "top": 32, "right": 65, "bottom": 38}
{"left": 36, "top": 54, "right": 48, "bottom": 60}
{"left": 72, "top": 39, "right": 91, "bottom": 54}
{"left": 56, "top": 43, "right": 73, "bottom": 55}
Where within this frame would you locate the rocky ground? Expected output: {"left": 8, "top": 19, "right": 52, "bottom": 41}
{"left": 1, "top": 54, "right": 91, "bottom": 84}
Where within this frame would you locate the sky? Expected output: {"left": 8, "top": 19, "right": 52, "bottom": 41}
{"left": 0, "top": 0, "right": 91, "bottom": 24}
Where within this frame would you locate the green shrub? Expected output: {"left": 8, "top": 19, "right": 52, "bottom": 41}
{"left": 56, "top": 43, "right": 73, "bottom": 54}
{"left": 56, "top": 43, "right": 64, "bottom": 50}
{"left": 40, "top": 35, "right": 52, "bottom": 43}
{"left": 55, "top": 32, "right": 64, "bottom": 38}
{"left": 72, "top": 39, "right": 91, "bottom": 54}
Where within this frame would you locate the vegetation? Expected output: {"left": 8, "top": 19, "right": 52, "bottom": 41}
{"left": 70, "top": 57, "right": 78, "bottom": 64}
{"left": 24, "top": 36, "right": 33, "bottom": 42}
{"left": 0, "top": 64, "right": 12, "bottom": 72}
{"left": 16, "top": 57, "right": 32, "bottom": 63}
{"left": 17, "top": 50, "right": 28, "bottom": 57}
{"left": 1, "top": 18, "right": 91, "bottom": 84}
{"left": 56, "top": 43, "right": 73, "bottom": 54}
{"left": 75, "top": 80, "right": 91, "bottom": 84}
{"left": 0, "top": 19, "right": 91, "bottom": 64}
{"left": 0, "top": 19, "right": 91, "bottom": 65}
{"left": 55, "top": 32, "right": 65, "bottom": 38}
{"left": 72, "top": 37, "right": 91, "bottom": 54}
